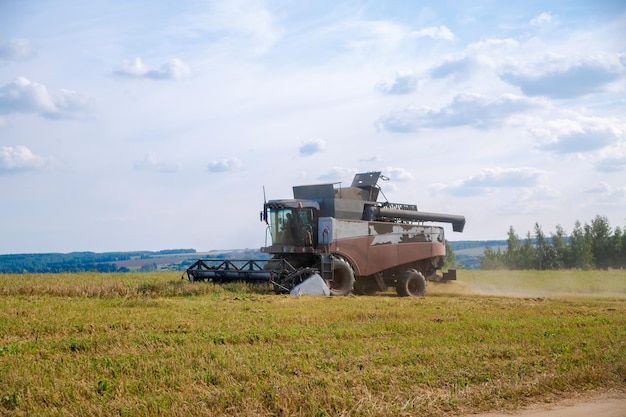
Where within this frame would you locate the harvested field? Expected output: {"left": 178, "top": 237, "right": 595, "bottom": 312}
{"left": 0, "top": 270, "right": 624, "bottom": 416}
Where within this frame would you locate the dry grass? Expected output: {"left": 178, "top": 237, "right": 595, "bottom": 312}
{"left": 0, "top": 271, "right": 624, "bottom": 416}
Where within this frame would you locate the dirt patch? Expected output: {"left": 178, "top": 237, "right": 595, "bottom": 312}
{"left": 469, "top": 392, "right": 626, "bottom": 417}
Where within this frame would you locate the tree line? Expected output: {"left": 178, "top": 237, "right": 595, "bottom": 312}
{"left": 480, "top": 215, "right": 626, "bottom": 270}
{"left": 0, "top": 249, "right": 196, "bottom": 274}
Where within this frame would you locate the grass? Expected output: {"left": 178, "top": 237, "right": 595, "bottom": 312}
{"left": 0, "top": 270, "right": 624, "bottom": 416}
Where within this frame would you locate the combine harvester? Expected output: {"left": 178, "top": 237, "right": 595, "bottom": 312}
{"left": 185, "top": 172, "right": 465, "bottom": 296}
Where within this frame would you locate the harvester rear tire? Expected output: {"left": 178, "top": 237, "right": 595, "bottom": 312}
{"left": 329, "top": 257, "right": 355, "bottom": 296}
{"left": 396, "top": 269, "right": 426, "bottom": 297}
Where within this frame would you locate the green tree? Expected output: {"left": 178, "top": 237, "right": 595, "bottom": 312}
{"left": 610, "top": 226, "right": 625, "bottom": 268}
{"left": 504, "top": 226, "right": 522, "bottom": 269}
{"left": 550, "top": 224, "right": 568, "bottom": 269}
{"left": 570, "top": 221, "right": 593, "bottom": 269}
{"left": 586, "top": 215, "right": 612, "bottom": 269}
{"left": 535, "top": 223, "right": 548, "bottom": 269}
{"left": 617, "top": 227, "right": 626, "bottom": 268}
{"left": 535, "top": 223, "right": 559, "bottom": 270}
{"left": 139, "top": 263, "right": 158, "bottom": 272}
{"left": 480, "top": 245, "right": 505, "bottom": 269}
{"left": 519, "top": 231, "right": 537, "bottom": 269}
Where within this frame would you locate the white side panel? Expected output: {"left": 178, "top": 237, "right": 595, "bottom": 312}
{"left": 319, "top": 218, "right": 370, "bottom": 242}
{"left": 334, "top": 219, "right": 369, "bottom": 240}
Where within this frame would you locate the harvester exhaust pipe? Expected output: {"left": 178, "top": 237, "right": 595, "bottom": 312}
{"left": 364, "top": 207, "right": 466, "bottom": 232}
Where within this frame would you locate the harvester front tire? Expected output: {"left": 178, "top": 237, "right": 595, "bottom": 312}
{"left": 396, "top": 269, "right": 426, "bottom": 297}
{"left": 329, "top": 257, "right": 355, "bottom": 296}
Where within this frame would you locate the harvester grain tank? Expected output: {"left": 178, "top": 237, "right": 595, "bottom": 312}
{"left": 186, "top": 171, "right": 465, "bottom": 296}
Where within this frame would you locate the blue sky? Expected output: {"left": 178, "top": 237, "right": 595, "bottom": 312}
{"left": 1, "top": 0, "right": 625, "bottom": 254}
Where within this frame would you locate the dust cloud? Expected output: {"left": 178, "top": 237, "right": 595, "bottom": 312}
{"left": 428, "top": 271, "right": 626, "bottom": 299}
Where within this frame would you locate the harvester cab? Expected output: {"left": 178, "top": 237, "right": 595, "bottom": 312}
{"left": 264, "top": 200, "right": 319, "bottom": 248}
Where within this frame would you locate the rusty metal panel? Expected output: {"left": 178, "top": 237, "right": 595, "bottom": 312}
{"left": 362, "top": 242, "right": 398, "bottom": 276}
{"left": 324, "top": 219, "right": 447, "bottom": 277}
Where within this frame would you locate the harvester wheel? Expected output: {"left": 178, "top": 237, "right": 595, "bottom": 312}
{"left": 329, "top": 257, "right": 355, "bottom": 296}
{"left": 396, "top": 269, "right": 426, "bottom": 297}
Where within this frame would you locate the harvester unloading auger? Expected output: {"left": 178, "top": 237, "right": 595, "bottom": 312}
{"left": 185, "top": 172, "right": 465, "bottom": 296}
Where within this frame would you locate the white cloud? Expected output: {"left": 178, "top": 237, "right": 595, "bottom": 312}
{"left": 495, "top": 185, "right": 559, "bottom": 217}
{"left": 530, "top": 12, "right": 554, "bottom": 26}
{"left": 317, "top": 167, "right": 357, "bottom": 182}
{"left": 0, "top": 76, "right": 92, "bottom": 119}
{"left": 410, "top": 26, "right": 454, "bottom": 41}
{"left": 595, "top": 154, "right": 626, "bottom": 172}
{"left": 115, "top": 57, "right": 148, "bottom": 77}
{"left": 584, "top": 182, "right": 626, "bottom": 202}
{"left": 384, "top": 167, "right": 413, "bottom": 182}
{"left": 114, "top": 57, "right": 190, "bottom": 80}
{"left": 0, "top": 38, "right": 34, "bottom": 61}
{"left": 337, "top": 20, "right": 455, "bottom": 58}
{"left": 360, "top": 155, "right": 379, "bottom": 163}
{"left": 209, "top": 0, "right": 282, "bottom": 53}
{"left": 339, "top": 20, "right": 408, "bottom": 53}
{"left": 500, "top": 54, "right": 625, "bottom": 98}
{"left": 376, "top": 72, "right": 420, "bottom": 95}
{"left": 174, "top": 0, "right": 282, "bottom": 57}
{"left": 532, "top": 116, "right": 625, "bottom": 154}
{"left": 299, "top": 138, "right": 326, "bottom": 156}
{"left": 0, "top": 146, "right": 45, "bottom": 173}
{"left": 542, "top": 129, "right": 617, "bottom": 154}
{"left": 430, "top": 56, "right": 477, "bottom": 81}
{"left": 428, "top": 38, "right": 518, "bottom": 81}
{"left": 431, "top": 167, "right": 544, "bottom": 197}
{"left": 376, "top": 93, "right": 537, "bottom": 132}
{"left": 151, "top": 58, "right": 191, "bottom": 80}
{"left": 134, "top": 152, "right": 182, "bottom": 173}
{"left": 207, "top": 158, "right": 242, "bottom": 172}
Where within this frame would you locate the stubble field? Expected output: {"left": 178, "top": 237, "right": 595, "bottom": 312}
{"left": 0, "top": 270, "right": 624, "bottom": 416}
